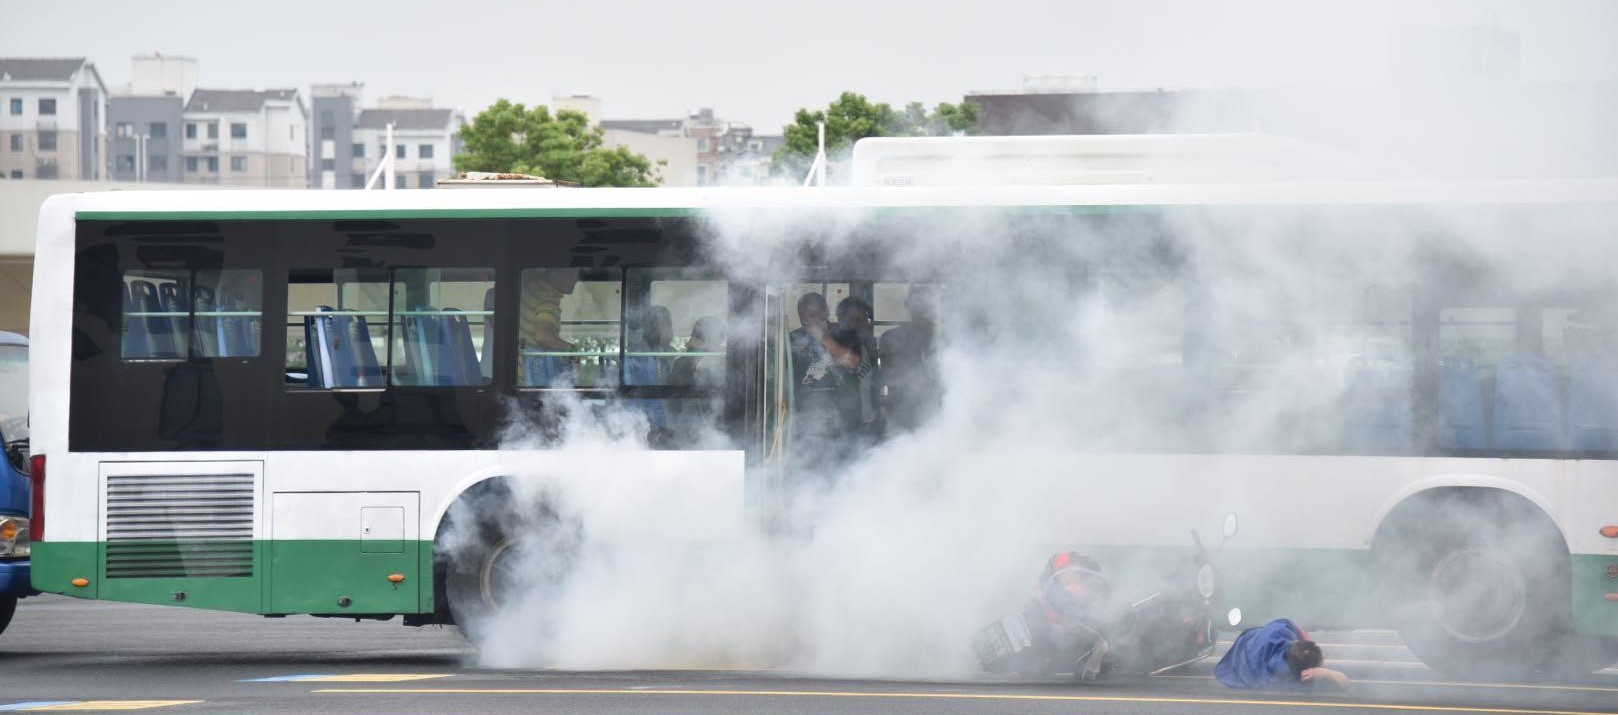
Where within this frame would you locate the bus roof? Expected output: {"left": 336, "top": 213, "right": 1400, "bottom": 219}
{"left": 47, "top": 179, "right": 1618, "bottom": 223}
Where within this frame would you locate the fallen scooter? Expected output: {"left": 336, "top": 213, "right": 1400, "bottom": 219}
{"left": 971, "top": 513, "right": 1240, "bottom": 679}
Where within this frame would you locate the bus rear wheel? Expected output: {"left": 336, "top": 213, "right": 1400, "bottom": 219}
{"left": 1373, "top": 490, "right": 1567, "bottom": 680}
{"left": 440, "top": 489, "right": 581, "bottom": 643}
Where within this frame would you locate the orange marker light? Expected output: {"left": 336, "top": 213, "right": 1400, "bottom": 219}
{"left": 387, "top": 573, "right": 405, "bottom": 583}
{"left": 1601, "top": 525, "right": 1618, "bottom": 538}
{"left": 70, "top": 578, "right": 88, "bottom": 587}
{"left": 1606, "top": 593, "right": 1618, "bottom": 602}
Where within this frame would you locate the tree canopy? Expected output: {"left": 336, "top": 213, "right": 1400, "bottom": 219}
{"left": 454, "top": 99, "right": 660, "bottom": 187}
{"left": 772, "top": 92, "right": 981, "bottom": 180}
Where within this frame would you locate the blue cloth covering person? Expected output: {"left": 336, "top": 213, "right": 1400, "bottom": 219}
{"left": 1213, "top": 618, "right": 1348, "bottom": 690}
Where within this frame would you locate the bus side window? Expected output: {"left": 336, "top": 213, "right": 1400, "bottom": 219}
{"left": 625, "top": 271, "right": 729, "bottom": 445}
{"left": 286, "top": 268, "right": 388, "bottom": 389}
{"left": 388, "top": 268, "right": 494, "bottom": 387}
{"left": 515, "top": 267, "right": 622, "bottom": 389}
{"left": 121, "top": 268, "right": 262, "bottom": 360}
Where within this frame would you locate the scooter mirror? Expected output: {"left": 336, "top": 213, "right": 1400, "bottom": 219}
{"left": 1227, "top": 607, "right": 1243, "bottom": 627}
{"left": 1222, "top": 513, "right": 1238, "bottom": 540}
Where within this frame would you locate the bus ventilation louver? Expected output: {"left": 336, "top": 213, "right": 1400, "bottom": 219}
{"left": 104, "top": 472, "right": 255, "bottom": 579}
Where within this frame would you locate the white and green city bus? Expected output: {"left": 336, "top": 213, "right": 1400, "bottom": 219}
{"left": 26, "top": 175, "right": 1618, "bottom": 676}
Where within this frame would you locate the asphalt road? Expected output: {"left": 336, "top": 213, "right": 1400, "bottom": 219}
{"left": 2, "top": 594, "right": 1615, "bottom": 714}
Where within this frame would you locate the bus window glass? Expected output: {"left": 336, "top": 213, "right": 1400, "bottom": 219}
{"left": 389, "top": 268, "right": 495, "bottom": 386}
{"left": 518, "top": 268, "right": 621, "bottom": 389}
{"left": 1439, "top": 308, "right": 1517, "bottom": 365}
{"left": 286, "top": 268, "right": 389, "bottom": 389}
{"left": 193, "top": 269, "right": 262, "bottom": 358}
{"left": 121, "top": 269, "right": 262, "bottom": 360}
{"left": 1330, "top": 283, "right": 1414, "bottom": 453}
{"left": 624, "top": 272, "right": 729, "bottom": 445}
{"left": 122, "top": 270, "right": 190, "bottom": 359}
{"left": 0, "top": 343, "right": 25, "bottom": 442}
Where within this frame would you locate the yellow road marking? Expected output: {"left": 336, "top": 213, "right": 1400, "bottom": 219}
{"left": 1156, "top": 674, "right": 1618, "bottom": 694}
{"left": 313, "top": 687, "right": 1618, "bottom": 715}
{"left": 301, "top": 674, "right": 451, "bottom": 682}
{"left": 24, "top": 702, "right": 199, "bottom": 712}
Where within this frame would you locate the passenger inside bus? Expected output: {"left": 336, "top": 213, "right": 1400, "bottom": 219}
{"left": 790, "top": 292, "right": 864, "bottom": 465}
{"left": 880, "top": 285, "right": 941, "bottom": 432}
{"left": 625, "top": 305, "right": 675, "bottom": 438}
{"left": 521, "top": 268, "right": 580, "bottom": 386}
{"left": 834, "top": 296, "right": 882, "bottom": 443}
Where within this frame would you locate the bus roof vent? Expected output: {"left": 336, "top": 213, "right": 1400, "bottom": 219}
{"left": 435, "top": 171, "right": 580, "bottom": 189}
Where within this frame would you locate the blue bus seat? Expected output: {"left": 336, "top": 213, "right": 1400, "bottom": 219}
{"left": 1569, "top": 362, "right": 1618, "bottom": 451}
{"left": 1438, "top": 356, "right": 1485, "bottom": 450}
{"left": 158, "top": 282, "right": 189, "bottom": 356}
{"left": 122, "top": 282, "right": 153, "bottom": 358}
{"left": 1491, "top": 356, "right": 1564, "bottom": 451}
{"left": 128, "top": 280, "right": 179, "bottom": 358}
{"left": 190, "top": 285, "right": 218, "bottom": 357}
{"left": 442, "top": 309, "right": 484, "bottom": 384}
{"left": 1341, "top": 356, "right": 1412, "bottom": 451}
{"left": 481, "top": 288, "right": 496, "bottom": 380}
{"left": 305, "top": 307, "right": 382, "bottom": 388}
{"left": 215, "top": 289, "right": 255, "bottom": 357}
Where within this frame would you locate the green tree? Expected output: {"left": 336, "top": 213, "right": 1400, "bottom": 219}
{"left": 772, "top": 92, "right": 981, "bottom": 180}
{"left": 455, "top": 99, "right": 661, "bottom": 187}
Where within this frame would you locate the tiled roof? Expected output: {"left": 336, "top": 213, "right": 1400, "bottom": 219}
{"left": 355, "top": 108, "right": 457, "bottom": 130}
{"left": 0, "top": 58, "right": 88, "bottom": 82}
{"left": 600, "top": 119, "right": 685, "bottom": 135}
{"left": 186, "top": 89, "right": 299, "bottom": 113}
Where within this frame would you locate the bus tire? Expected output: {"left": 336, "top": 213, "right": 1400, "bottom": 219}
{"left": 437, "top": 481, "right": 581, "bottom": 643}
{"left": 1371, "top": 489, "right": 1567, "bottom": 680}
{"left": 0, "top": 596, "right": 14, "bottom": 636}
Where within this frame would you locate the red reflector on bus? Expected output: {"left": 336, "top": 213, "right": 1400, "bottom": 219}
{"left": 1601, "top": 526, "right": 1618, "bottom": 539}
{"left": 1606, "top": 593, "right": 1618, "bottom": 602}
{"left": 28, "top": 454, "right": 44, "bottom": 542}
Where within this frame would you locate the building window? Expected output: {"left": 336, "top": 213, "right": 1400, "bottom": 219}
{"left": 697, "top": 165, "right": 708, "bottom": 185}
{"left": 185, "top": 156, "right": 198, "bottom": 172}
{"left": 319, "top": 126, "right": 333, "bottom": 141}
{"left": 148, "top": 122, "right": 167, "bottom": 138}
{"left": 38, "top": 99, "right": 56, "bottom": 116}
{"left": 395, "top": 144, "right": 406, "bottom": 159}
{"left": 9, "top": 170, "right": 21, "bottom": 179}
{"left": 418, "top": 144, "right": 434, "bottom": 159}
{"left": 207, "top": 123, "right": 219, "bottom": 140}
{"left": 8, "top": 135, "right": 19, "bottom": 152}
{"left": 320, "top": 110, "right": 333, "bottom": 125}
{"left": 206, "top": 156, "right": 219, "bottom": 173}
{"left": 697, "top": 138, "right": 709, "bottom": 152}
{"left": 351, "top": 174, "right": 365, "bottom": 189}
{"left": 7, "top": 99, "right": 19, "bottom": 115}
{"left": 418, "top": 173, "right": 434, "bottom": 188}
{"left": 230, "top": 156, "right": 247, "bottom": 172}
{"left": 117, "top": 155, "right": 135, "bottom": 172}
{"left": 151, "top": 156, "right": 168, "bottom": 173}
{"left": 185, "top": 123, "right": 197, "bottom": 139}
{"left": 351, "top": 142, "right": 364, "bottom": 158}
{"left": 114, "top": 122, "right": 135, "bottom": 138}
{"left": 38, "top": 132, "right": 57, "bottom": 152}
{"left": 320, "top": 158, "right": 335, "bottom": 171}
{"left": 230, "top": 123, "right": 247, "bottom": 139}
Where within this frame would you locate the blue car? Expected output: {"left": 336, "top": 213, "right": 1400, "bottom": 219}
{"left": 0, "top": 331, "right": 31, "bottom": 635}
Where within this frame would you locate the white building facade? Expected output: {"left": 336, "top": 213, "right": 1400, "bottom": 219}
{"left": 351, "top": 98, "right": 462, "bottom": 189}
{"left": 181, "top": 89, "right": 308, "bottom": 187}
{"left": 0, "top": 58, "right": 108, "bottom": 181}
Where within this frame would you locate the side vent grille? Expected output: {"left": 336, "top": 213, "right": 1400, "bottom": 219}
{"left": 105, "top": 472, "right": 255, "bottom": 579}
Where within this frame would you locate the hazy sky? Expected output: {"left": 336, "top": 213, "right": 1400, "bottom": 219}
{"left": 3, "top": 0, "right": 1615, "bottom": 131}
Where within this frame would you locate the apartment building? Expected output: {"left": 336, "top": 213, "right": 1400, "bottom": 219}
{"left": 181, "top": 88, "right": 308, "bottom": 187}
{"left": 351, "top": 97, "right": 462, "bottom": 189}
{"left": 108, "top": 54, "right": 196, "bottom": 183}
{"left": 0, "top": 57, "right": 107, "bottom": 180}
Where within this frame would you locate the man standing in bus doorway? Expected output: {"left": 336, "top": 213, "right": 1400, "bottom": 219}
{"left": 880, "top": 285, "right": 941, "bottom": 432}
{"left": 790, "top": 292, "right": 862, "bottom": 473}
{"left": 521, "top": 269, "right": 580, "bottom": 386}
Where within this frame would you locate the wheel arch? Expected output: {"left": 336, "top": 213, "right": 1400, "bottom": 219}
{"left": 1368, "top": 473, "right": 1569, "bottom": 553}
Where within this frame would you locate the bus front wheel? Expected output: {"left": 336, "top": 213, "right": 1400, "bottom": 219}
{"left": 1373, "top": 489, "right": 1567, "bottom": 680}
{"left": 0, "top": 596, "right": 14, "bottom": 636}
